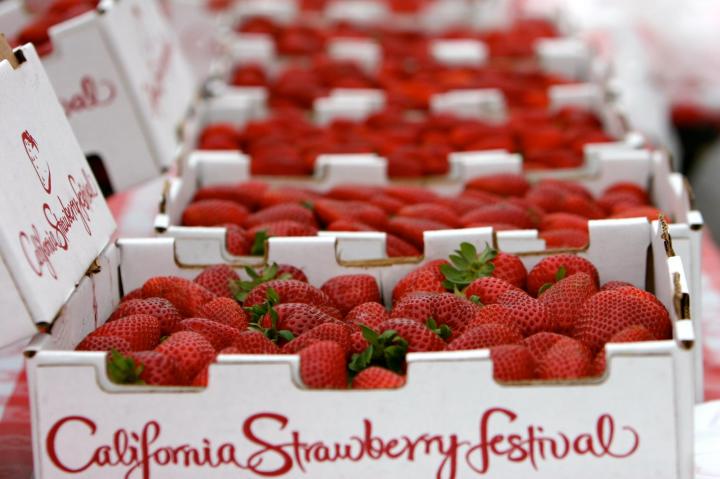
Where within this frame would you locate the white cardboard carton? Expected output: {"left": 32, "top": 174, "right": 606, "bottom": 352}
{"left": 25, "top": 221, "right": 695, "bottom": 478}
{"left": 0, "top": 43, "right": 115, "bottom": 347}
{"left": 1, "top": 0, "right": 197, "bottom": 193}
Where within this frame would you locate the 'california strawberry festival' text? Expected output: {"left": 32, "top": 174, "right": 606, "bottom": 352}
{"left": 46, "top": 407, "right": 640, "bottom": 478}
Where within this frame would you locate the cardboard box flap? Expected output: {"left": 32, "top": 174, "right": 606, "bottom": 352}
{"left": 98, "top": 0, "right": 196, "bottom": 166}
{"left": 0, "top": 44, "right": 115, "bottom": 345}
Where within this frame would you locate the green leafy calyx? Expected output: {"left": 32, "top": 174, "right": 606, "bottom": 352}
{"left": 245, "top": 287, "right": 295, "bottom": 343}
{"left": 348, "top": 325, "right": 408, "bottom": 375}
{"left": 107, "top": 349, "right": 145, "bottom": 385}
{"left": 441, "top": 242, "right": 498, "bottom": 290}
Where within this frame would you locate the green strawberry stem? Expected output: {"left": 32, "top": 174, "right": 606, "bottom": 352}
{"left": 245, "top": 287, "right": 294, "bottom": 343}
{"left": 348, "top": 325, "right": 408, "bottom": 376}
{"left": 250, "top": 230, "right": 269, "bottom": 256}
{"left": 538, "top": 266, "right": 567, "bottom": 296}
{"left": 426, "top": 318, "right": 452, "bottom": 340}
{"left": 230, "top": 262, "right": 291, "bottom": 303}
{"left": 107, "top": 349, "right": 145, "bottom": 385}
{"left": 441, "top": 242, "right": 497, "bottom": 291}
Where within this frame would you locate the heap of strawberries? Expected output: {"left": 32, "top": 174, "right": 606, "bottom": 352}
{"left": 75, "top": 242, "right": 671, "bottom": 389}
{"left": 236, "top": 17, "right": 557, "bottom": 60}
{"left": 13, "top": 0, "right": 100, "bottom": 56}
{"left": 199, "top": 108, "right": 610, "bottom": 175}
{"left": 180, "top": 173, "right": 665, "bottom": 256}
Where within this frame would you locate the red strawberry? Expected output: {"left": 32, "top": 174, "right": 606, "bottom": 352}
{"left": 245, "top": 221, "right": 319, "bottom": 247}
{"left": 244, "top": 203, "right": 317, "bottom": 228}
{"left": 397, "top": 204, "right": 461, "bottom": 228}
{"left": 539, "top": 212, "right": 588, "bottom": 232}
{"left": 609, "top": 206, "right": 666, "bottom": 222}
{"left": 560, "top": 194, "right": 604, "bottom": 219}
{"left": 175, "top": 318, "right": 241, "bottom": 351}
{"left": 223, "top": 224, "right": 251, "bottom": 255}
{"left": 378, "top": 319, "right": 447, "bottom": 352}
{"left": 245, "top": 279, "right": 332, "bottom": 307}
{"left": 390, "top": 292, "right": 477, "bottom": 339}
{"left": 439, "top": 243, "right": 527, "bottom": 292}
{"left": 540, "top": 229, "right": 589, "bottom": 248}
{"left": 573, "top": 290, "right": 672, "bottom": 352}
{"left": 491, "top": 252, "right": 527, "bottom": 289}
{"left": 76, "top": 335, "right": 131, "bottom": 352}
{"left": 352, "top": 367, "right": 406, "bottom": 389}
{"left": 232, "top": 331, "right": 281, "bottom": 354}
{"left": 321, "top": 275, "right": 380, "bottom": 316}
{"left": 538, "top": 272, "right": 598, "bottom": 333}
{"left": 325, "top": 184, "right": 381, "bottom": 201}
{"left": 299, "top": 341, "right": 348, "bottom": 389}
{"left": 490, "top": 345, "right": 535, "bottom": 381}
{"left": 89, "top": 315, "right": 161, "bottom": 351}
{"left": 198, "top": 297, "right": 249, "bottom": 331}
{"left": 592, "top": 325, "right": 656, "bottom": 374}
{"left": 496, "top": 290, "right": 553, "bottom": 336}
{"left": 345, "top": 302, "right": 388, "bottom": 330}
{"left": 194, "top": 265, "right": 240, "bottom": 298}
{"left": 600, "top": 281, "right": 634, "bottom": 291}
{"left": 467, "top": 304, "right": 521, "bottom": 333}
{"left": 350, "top": 330, "right": 369, "bottom": 354}
{"left": 461, "top": 202, "right": 535, "bottom": 229}
{"left": 369, "top": 195, "right": 406, "bottom": 214}
{"left": 108, "top": 297, "right": 181, "bottom": 335}
{"left": 523, "top": 332, "right": 569, "bottom": 366}
{"left": 604, "top": 284, "right": 666, "bottom": 309}
{"left": 275, "top": 264, "right": 308, "bottom": 282}
{"left": 142, "top": 276, "right": 217, "bottom": 317}
{"left": 155, "top": 331, "right": 216, "bottom": 385}
{"left": 392, "top": 260, "right": 447, "bottom": 302}
{"left": 536, "top": 179, "right": 593, "bottom": 199}
{"left": 597, "top": 192, "right": 644, "bottom": 214}
{"left": 191, "top": 365, "right": 210, "bottom": 387}
{"left": 447, "top": 323, "right": 523, "bottom": 351}
{"left": 182, "top": 199, "right": 249, "bottom": 227}
{"left": 527, "top": 254, "right": 599, "bottom": 297}
{"left": 315, "top": 303, "right": 343, "bottom": 320}
{"left": 386, "top": 217, "right": 448, "bottom": 250}
{"left": 327, "top": 220, "right": 374, "bottom": 231}
{"left": 603, "top": 183, "right": 649, "bottom": 204}
{"left": 107, "top": 350, "right": 181, "bottom": 386}
{"left": 464, "top": 277, "right": 520, "bottom": 305}
{"left": 465, "top": 174, "right": 530, "bottom": 197}
{"left": 259, "top": 303, "right": 339, "bottom": 338}
{"left": 383, "top": 185, "right": 438, "bottom": 204}
{"left": 120, "top": 288, "right": 144, "bottom": 303}
{"left": 386, "top": 234, "right": 421, "bottom": 257}
{"left": 259, "top": 188, "right": 321, "bottom": 208}
{"left": 281, "top": 322, "right": 352, "bottom": 354}
{"left": 537, "top": 337, "right": 593, "bottom": 380}
{"left": 192, "top": 181, "right": 269, "bottom": 209}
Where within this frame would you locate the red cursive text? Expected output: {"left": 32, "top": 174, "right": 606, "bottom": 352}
{"left": 60, "top": 76, "right": 117, "bottom": 118}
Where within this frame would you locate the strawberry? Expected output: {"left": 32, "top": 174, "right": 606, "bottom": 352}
{"left": 259, "top": 188, "right": 321, "bottom": 208}
{"left": 490, "top": 345, "right": 535, "bottom": 381}
{"left": 350, "top": 330, "right": 369, "bottom": 354}
{"left": 313, "top": 199, "right": 387, "bottom": 230}
{"left": 244, "top": 279, "right": 333, "bottom": 308}
{"left": 76, "top": 335, "right": 131, "bottom": 352}
{"left": 120, "top": 288, "right": 144, "bottom": 303}
{"left": 369, "top": 195, "right": 406, "bottom": 214}
{"left": 352, "top": 367, "right": 406, "bottom": 389}
{"left": 491, "top": 252, "right": 528, "bottom": 289}
{"left": 603, "top": 183, "right": 649, "bottom": 204}
{"left": 142, "top": 276, "right": 217, "bottom": 317}
{"left": 198, "top": 297, "right": 249, "bottom": 331}
{"left": 560, "top": 194, "right": 605, "bottom": 219}
{"left": 460, "top": 202, "right": 535, "bottom": 229}
{"left": 175, "top": 318, "right": 241, "bottom": 351}
{"left": 383, "top": 185, "right": 439, "bottom": 204}
{"left": 386, "top": 234, "right": 421, "bottom": 257}
{"left": 192, "top": 181, "right": 269, "bottom": 210}
{"left": 465, "top": 174, "right": 530, "bottom": 197}
{"left": 257, "top": 302, "right": 339, "bottom": 339}
{"left": 447, "top": 323, "right": 523, "bottom": 351}
{"left": 194, "top": 265, "right": 240, "bottom": 298}
{"left": 391, "top": 260, "right": 447, "bottom": 302}
{"left": 107, "top": 350, "right": 181, "bottom": 386}
{"left": 540, "top": 229, "right": 589, "bottom": 248}
{"left": 89, "top": 315, "right": 161, "bottom": 351}
{"left": 316, "top": 303, "right": 343, "bottom": 320}
{"left": 378, "top": 318, "right": 447, "bottom": 352}
{"left": 386, "top": 217, "right": 448, "bottom": 250}
{"left": 230, "top": 263, "right": 301, "bottom": 303}
{"left": 609, "top": 206, "right": 666, "bottom": 222}
{"left": 536, "top": 179, "right": 593, "bottom": 199}
{"left": 600, "top": 281, "right": 634, "bottom": 291}
{"left": 244, "top": 203, "right": 317, "bottom": 228}
{"left": 275, "top": 264, "right": 308, "bottom": 282}
{"left": 299, "top": 341, "right": 348, "bottom": 389}
{"left": 223, "top": 224, "right": 251, "bottom": 255}
{"left": 108, "top": 297, "right": 181, "bottom": 335}
{"left": 537, "top": 337, "right": 593, "bottom": 380}
{"left": 397, "top": 203, "right": 461, "bottom": 228}
{"left": 441, "top": 243, "right": 527, "bottom": 291}
{"left": 603, "top": 284, "right": 666, "bottom": 309}
{"left": 593, "top": 325, "right": 656, "bottom": 375}
{"left": 466, "top": 304, "right": 521, "bottom": 333}
{"left": 348, "top": 325, "right": 408, "bottom": 374}
{"left": 232, "top": 331, "right": 281, "bottom": 354}
{"left": 496, "top": 290, "right": 553, "bottom": 336}
{"left": 539, "top": 212, "right": 588, "bottom": 232}
{"left": 573, "top": 290, "right": 672, "bottom": 352}
{"left": 155, "top": 331, "right": 216, "bottom": 385}
{"left": 321, "top": 275, "right": 380, "bottom": 316}
{"left": 191, "top": 365, "right": 210, "bottom": 387}
{"left": 526, "top": 254, "right": 599, "bottom": 297}
{"left": 327, "top": 220, "right": 374, "bottom": 231}
{"left": 390, "top": 292, "right": 477, "bottom": 339}
{"left": 523, "top": 332, "right": 569, "bottom": 367}
{"left": 281, "top": 322, "right": 352, "bottom": 354}
{"left": 325, "top": 184, "right": 381, "bottom": 201}
{"left": 525, "top": 185, "right": 566, "bottom": 213}
{"left": 345, "top": 302, "right": 389, "bottom": 330}
{"left": 597, "top": 192, "right": 644, "bottom": 214}
{"left": 246, "top": 221, "right": 319, "bottom": 255}
{"left": 198, "top": 123, "right": 239, "bottom": 149}
{"left": 538, "top": 272, "right": 598, "bottom": 333}
{"left": 182, "top": 199, "right": 249, "bottom": 227}
{"left": 464, "top": 277, "right": 521, "bottom": 305}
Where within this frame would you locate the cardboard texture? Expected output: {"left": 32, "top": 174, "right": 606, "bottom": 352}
{"left": 0, "top": 44, "right": 116, "bottom": 347}
{"left": 25, "top": 220, "right": 695, "bottom": 478}
{"left": 1, "top": 0, "right": 198, "bottom": 193}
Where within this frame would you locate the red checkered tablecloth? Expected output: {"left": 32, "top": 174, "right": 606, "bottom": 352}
{"left": 1, "top": 177, "right": 719, "bottom": 478}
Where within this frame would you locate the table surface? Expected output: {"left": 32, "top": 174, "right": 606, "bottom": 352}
{"left": 1, "top": 177, "right": 719, "bottom": 478}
